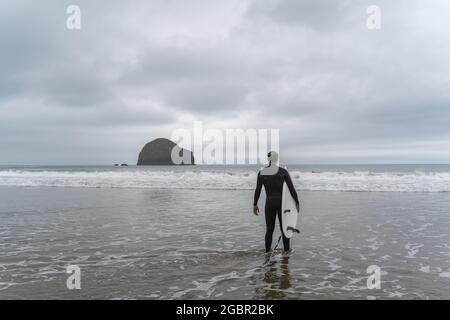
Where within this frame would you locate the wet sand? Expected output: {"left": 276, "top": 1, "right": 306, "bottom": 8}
{"left": 1, "top": 186, "right": 450, "bottom": 299}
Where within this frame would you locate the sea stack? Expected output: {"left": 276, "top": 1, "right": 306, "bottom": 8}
{"left": 137, "top": 138, "right": 195, "bottom": 165}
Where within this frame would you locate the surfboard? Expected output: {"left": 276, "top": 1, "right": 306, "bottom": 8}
{"left": 281, "top": 182, "right": 299, "bottom": 238}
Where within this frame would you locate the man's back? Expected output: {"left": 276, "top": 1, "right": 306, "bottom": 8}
{"left": 254, "top": 166, "right": 299, "bottom": 205}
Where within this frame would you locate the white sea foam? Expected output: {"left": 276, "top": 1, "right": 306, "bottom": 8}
{"left": 0, "top": 169, "right": 449, "bottom": 192}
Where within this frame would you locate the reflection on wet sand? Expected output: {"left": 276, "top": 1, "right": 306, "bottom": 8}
{"left": 255, "top": 253, "right": 297, "bottom": 299}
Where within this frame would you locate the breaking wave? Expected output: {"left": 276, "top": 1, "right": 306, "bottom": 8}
{"left": 0, "top": 169, "right": 449, "bottom": 192}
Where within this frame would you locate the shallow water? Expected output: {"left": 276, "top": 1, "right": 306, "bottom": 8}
{"left": 1, "top": 186, "right": 450, "bottom": 299}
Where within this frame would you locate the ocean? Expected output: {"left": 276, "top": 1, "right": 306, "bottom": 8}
{"left": 0, "top": 164, "right": 450, "bottom": 299}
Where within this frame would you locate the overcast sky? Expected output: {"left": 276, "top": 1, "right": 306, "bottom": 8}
{"left": 1, "top": 0, "right": 450, "bottom": 165}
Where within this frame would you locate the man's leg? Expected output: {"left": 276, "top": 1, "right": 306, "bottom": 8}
{"left": 277, "top": 210, "right": 290, "bottom": 251}
{"left": 264, "top": 202, "right": 277, "bottom": 253}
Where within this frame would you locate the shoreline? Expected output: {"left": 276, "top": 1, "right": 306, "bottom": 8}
{"left": 0, "top": 185, "right": 449, "bottom": 194}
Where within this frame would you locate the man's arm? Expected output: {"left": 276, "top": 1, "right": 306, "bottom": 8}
{"left": 253, "top": 171, "right": 262, "bottom": 206}
{"left": 285, "top": 171, "right": 299, "bottom": 206}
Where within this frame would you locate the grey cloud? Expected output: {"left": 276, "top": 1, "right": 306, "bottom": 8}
{"left": 1, "top": 0, "right": 450, "bottom": 164}
{"left": 246, "top": 0, "right": 353, "bottom": 30}
{"left": 119, "top": 44, "right": 258, "bottom": 113}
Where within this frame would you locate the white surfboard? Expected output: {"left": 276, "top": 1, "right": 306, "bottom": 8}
{"left": 281, "top": 182, "right": 299, "bottom": 238}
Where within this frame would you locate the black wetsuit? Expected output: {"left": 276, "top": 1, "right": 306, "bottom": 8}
{"left": 254, "top": 166, "right": 299, "bottom": 252}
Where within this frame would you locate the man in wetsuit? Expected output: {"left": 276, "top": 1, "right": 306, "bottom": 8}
{"left": 253, "top": 151, "right": 299, "bottom": 253}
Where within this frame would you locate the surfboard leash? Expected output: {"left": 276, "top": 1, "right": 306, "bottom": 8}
{"left": 263, "top": 235, "right": 282, "bottom": 266}
{"left": 273, "top": 235, "right": 282, "bottom": 251}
